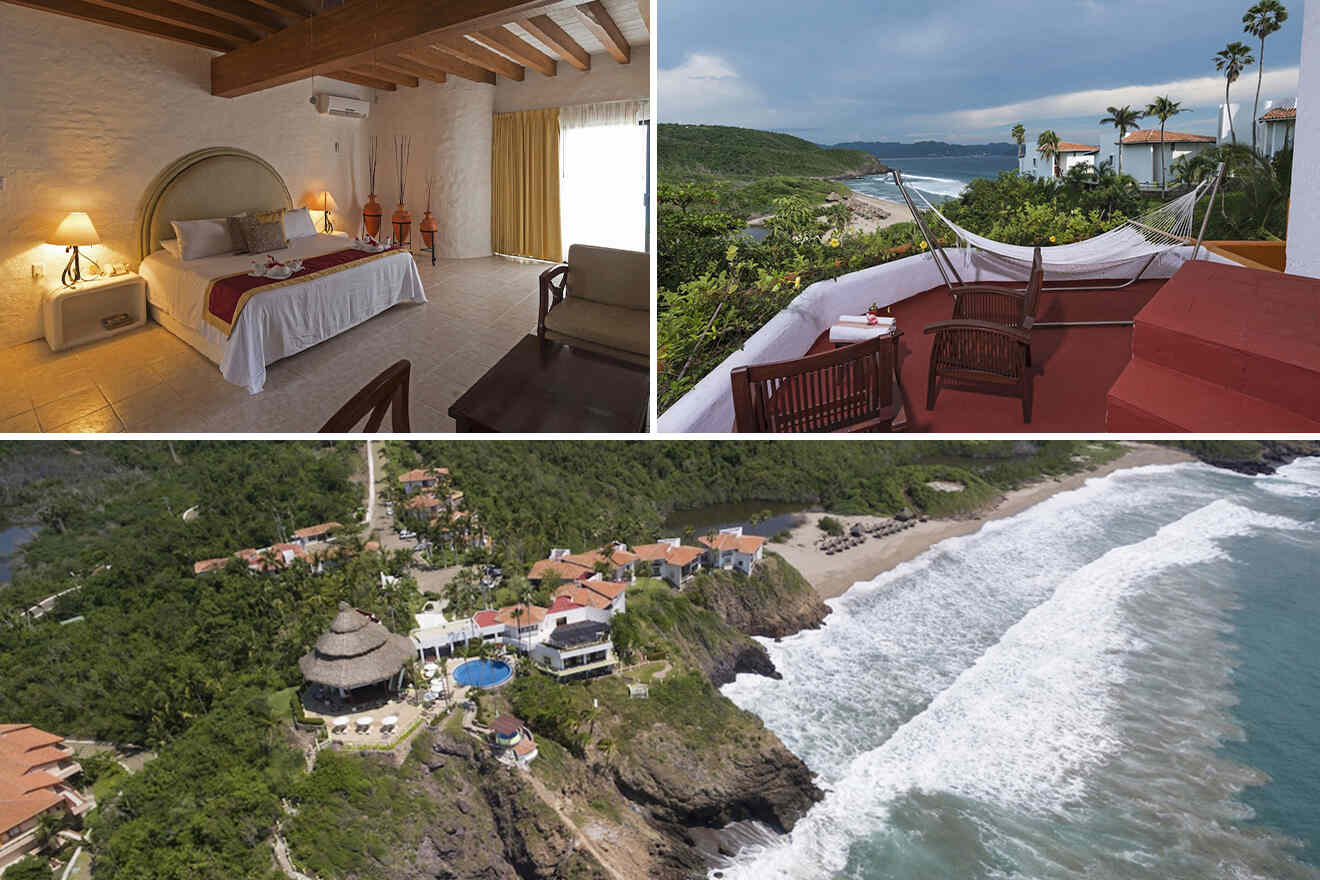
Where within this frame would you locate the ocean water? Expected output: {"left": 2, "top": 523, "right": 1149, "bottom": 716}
{"left": 713, "top": 459, "right": 1320, "bottom": 880}
{"left": 848, "top": 155, "right": 1020, "bottom": 205}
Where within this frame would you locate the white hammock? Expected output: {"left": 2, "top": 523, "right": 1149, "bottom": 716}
{"left": 892, "top": 164, "right": 1224, "bottom": 288}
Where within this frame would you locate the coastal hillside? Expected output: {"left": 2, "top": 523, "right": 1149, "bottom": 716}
{"left": 684, "top": 552, "right": 830, "bottom": 639}
{"left": 832, "top": 139, "right": 1018, "bottom": 158}
{"left": 660, "top": 124, "right": 887, "bottom": 181}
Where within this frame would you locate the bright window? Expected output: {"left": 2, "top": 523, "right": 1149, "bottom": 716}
{"left": 560, "top": 101, "right": 649, "bottom": 254}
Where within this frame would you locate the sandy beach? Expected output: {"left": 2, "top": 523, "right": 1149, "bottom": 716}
{"left": 773, "top": 443, "right": 1195, "bottom": 601}
{"left": 836, "top": 191, "right": 915, "bottom": 234}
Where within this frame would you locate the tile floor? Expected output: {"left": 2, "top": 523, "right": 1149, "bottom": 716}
{"left": 0, "top": 255, "right": 545, "bottom": 433}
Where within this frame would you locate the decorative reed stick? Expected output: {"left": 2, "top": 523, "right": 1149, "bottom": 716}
{"left": 394, "top": 135, "right": 412, "bottom": 205}
{"left": 367, "top": 136, "right": 378, "bottom": 195}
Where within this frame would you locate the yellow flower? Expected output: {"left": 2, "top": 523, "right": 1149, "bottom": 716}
{"left": 793, "top": 276, "right": 802, "bottom": 289}
{"left": 829, "top": 238, "right": 840, "bottom": 248}
{"left": 920, "top": 241, "right": 928, "bottom": 250}
{"left": 1049, "top": 235, "right": 1057, "bottom": 243}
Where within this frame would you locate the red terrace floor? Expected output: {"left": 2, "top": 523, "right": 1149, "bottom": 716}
{"left": 806, "top": 280, "right": 1165, "bottom": 432}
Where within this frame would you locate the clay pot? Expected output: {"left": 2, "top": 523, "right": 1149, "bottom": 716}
{"left": 362, "top": 194, "right": 383, "bottom": 238}
{"left": 391, "top": 203, "right": 412, "bottom": 245}
{"left": 419, "top": 210, "right": 438, "bottom": 250}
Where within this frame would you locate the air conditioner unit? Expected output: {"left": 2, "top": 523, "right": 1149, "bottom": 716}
{"left": 314, "top": 93, "right": 369, "bottom": 119}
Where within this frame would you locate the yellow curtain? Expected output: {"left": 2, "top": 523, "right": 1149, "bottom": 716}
{"left": 491, "top": 107, "right": 562, "bottom": 262}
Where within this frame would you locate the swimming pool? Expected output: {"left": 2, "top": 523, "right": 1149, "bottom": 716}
{"left": 453, "top": 658, "right": 513, "bottom": 688}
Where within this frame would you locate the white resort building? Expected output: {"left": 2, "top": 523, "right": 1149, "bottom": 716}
{"left": 631, "top": 539, "right": 708, "bottom": 587}
{"left": 1018, "top": 141, "right": 1099, "bottom": 178}
{"left": 1117, "top": 129, "right": 1217, "bottom": 188}
{"left": 1260, "top": 104, "right": 1298, "bottom": 157}
{"left": 398, "top": 468, "right": 451, "bottom": 495}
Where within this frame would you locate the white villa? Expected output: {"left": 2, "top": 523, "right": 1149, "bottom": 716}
{"left": 631, "top": 539, "right": 707, "bottom": 587}
{"left": 291, "top": 521, "right": 342, "bottom": 547}
{"left": 1118, "top": 129, "right": 1218, "bottom": 188}
{"left": 398, "top": 467, "right": 450, "bottom": 495}
{"left": 1260, "top": 104, "right": 1297, "bottom": 157}
{"left": 697, "top": 526, "right": 767, "bottom": 574}
{"left": 1018, "top": 140, "right": 1098, "bottom": 178}
{"left": 528, "top": 544, "right": 639, "bottom": 584}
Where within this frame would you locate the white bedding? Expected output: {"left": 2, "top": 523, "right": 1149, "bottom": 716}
{"left": 139, "top": 234, "right": 426, "bottom": 393}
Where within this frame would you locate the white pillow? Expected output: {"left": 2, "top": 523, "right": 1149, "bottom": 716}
{"left": 284, "top": 207, "right": 318, "bottom": 240}
{"left": 159, "top": 239, "right": 183, "bottom": 259}
{"left": 170, "top": 218, "right": 236, "bottom": 260}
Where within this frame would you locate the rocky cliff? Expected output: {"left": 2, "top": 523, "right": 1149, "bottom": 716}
{"left": 683, "top": 552, "right": 830, "bottom": 639}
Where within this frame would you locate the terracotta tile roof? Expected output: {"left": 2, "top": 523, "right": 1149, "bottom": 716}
{"left": 1120, "top": 130, "right": 1216, "bottom": 144}
{"left": 583, "top": 580, "right": 627, "bottom": 600}
{"left": 0, "top": 724, "right": 73, "bottom": 834}
{"left": 496, "top": 604, "right": 546, "bottom": 626}
{"left": 513, "top": 738, "right": 537, "bottom": 756}
{"left": 632, "top": 543, "right": 706, "bottom": 566}
{"left": 473, "top": 610, "right": 500, "bottom": 628}
{"left": 492, "top": 715, "right": 523, "bottom": 736}
{"left": 700, "top": 532, "right": 767, "bottom": 553}
{"left": 193, "top": 557, "right": 231, "bottom": 574}
{"left": 665, "top": 545, "right": 706, "bottom": 566}
{"left": 546, "top": 595, "right": 583, "bottom": 614}
{"left": 528, "top": 558, "right": 593, "bottom": 581}
{"left": 293, "top": 521, "right": 341, "bottom": 539}
{"left": 564, "top": 547, "right": 639, "bottom": 569}
{"left": 399, "top": 467, "right": 448, "bottom": 483}
{"left": 1055, "top": 141, "right": 1099, "bottom": 153}
{"left": 554, "top": 584, "right": 612, "bottom": 610}
{"left": 1260, "top": 107, "right": 1296, "bottom": 121}
{"left": 364, "top": 541, "right": 380, "bottom": 552}
{"left": 405, "top": 493, "right": 444, "bottom": 510}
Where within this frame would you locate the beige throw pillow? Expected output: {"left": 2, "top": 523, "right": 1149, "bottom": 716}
{"left": 236, "top": 209, "right": 288, "bottom": 253}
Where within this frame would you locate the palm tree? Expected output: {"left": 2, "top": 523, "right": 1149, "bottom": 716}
{"left": 1011, "top": 123, "right": 1026, "bottom": 159}
{"left": 1214, "top": 42, "right": 1255, "bottom": 145}
{"left": 1099, "top": 105, "right": 1142, "bottom": 174}
{"left": 1144, "top": 96, "right": 1184, "bottom": 196}
{"left": 1242, "top": 0, "right": 1288, "bottom": 155}
{"left": 1036, "top": 130, "right": 1061, "bottom": 177}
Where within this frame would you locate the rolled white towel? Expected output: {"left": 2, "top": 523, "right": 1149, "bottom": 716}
{"left": 830, "top": 323, "right": 895, "bottom": 344}
{"left": 839, "top": 314, "right": 895, "bottom": 326}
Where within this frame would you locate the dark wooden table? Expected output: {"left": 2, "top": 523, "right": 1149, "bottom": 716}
{"left": 448, "top": 335, "right": 648, "bottom": 433}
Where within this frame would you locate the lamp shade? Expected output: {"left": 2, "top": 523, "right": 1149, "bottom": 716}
{"left": 307, "top": 190, "right": 337, "bottom": 213}
{"left": 49, "top": 212, "right": 101, "bottom": 246}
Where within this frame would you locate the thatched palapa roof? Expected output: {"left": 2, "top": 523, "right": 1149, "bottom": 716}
{"left": 299, "top": 602, "right": 413, "bottom": 690}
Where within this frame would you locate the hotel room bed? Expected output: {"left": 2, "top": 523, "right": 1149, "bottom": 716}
{"left": 140, "top": 233, "right": 425, "bottom": 393}
{"left": 135, "top": 146, "right": 426, "bottom": 393}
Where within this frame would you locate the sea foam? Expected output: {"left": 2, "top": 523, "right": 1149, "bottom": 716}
{"left": 714, "top": 498, "right": 1308, "bottom": 880}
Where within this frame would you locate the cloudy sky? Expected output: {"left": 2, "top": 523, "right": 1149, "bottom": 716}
{"left": 658, "top": 0, "right": 1303, "bottom": 147}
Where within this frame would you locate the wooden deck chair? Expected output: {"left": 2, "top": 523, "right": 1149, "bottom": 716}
{"left": 951, "top": 246, "right": 1043, "bottom": 366}
{"left": 320, "top": 359, "right": 412, "bottom": 432}
{"left": 923, "top": 321, "right": 1033, "bottom": 423}
{"left": 730, "top": 332, "right": 905, "bottom": 432}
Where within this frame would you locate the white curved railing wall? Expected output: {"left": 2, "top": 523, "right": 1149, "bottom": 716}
{"left": 657, "top": 245, "right": 1237, "bottom": 433}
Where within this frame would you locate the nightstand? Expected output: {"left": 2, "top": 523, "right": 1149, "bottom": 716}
{"left": 42, "top": 273, "right": 147, "bottom": 352}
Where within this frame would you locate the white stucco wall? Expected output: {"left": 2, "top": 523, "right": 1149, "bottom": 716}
{"left": 494, "top": 47, "right": 649, "bottom": 113}
{"left": 1286, "top": 0, "right": 1318, "bottom": 278}
{"left": 0, "top": 4, "right": 372, "bottom": 347}
{"left": 366, "top": 78, "right": 495, "bottom": 259}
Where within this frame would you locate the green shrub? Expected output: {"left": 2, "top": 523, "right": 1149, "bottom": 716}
{"left": 818, "top": 516, "right": 843, "bottom": 536}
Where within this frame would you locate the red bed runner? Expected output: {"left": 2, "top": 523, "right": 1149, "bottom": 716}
{"left": 204, "top": 246, "right": 404, "bottom": 337}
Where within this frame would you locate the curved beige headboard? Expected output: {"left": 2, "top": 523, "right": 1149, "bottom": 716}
{"left": 136, "top": 147, "right": 292, "bottom": 261}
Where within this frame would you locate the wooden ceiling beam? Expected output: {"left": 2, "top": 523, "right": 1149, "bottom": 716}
{"left": 211, "top": 0, "right": 556, "bottom": 97}
{"left": 430, "top": 33, "right": 523, "bottom": 80}
{"left": 345, "top": 63, "right": 419, "bottom": 87}
{"left": 635, "top": 0, "right": 647, "bottom": 31}
{"left": 575, "top": 1, "right": 627, "bottom": 63}
{"left": 241, "top": 0, "right": 306, "bottom": 24}
{"left": 374, "top": 56, "right": 447, "bottom": 84}
{"left": 519, "top": 14, "right": 589, "bottom": 70}
{"left": 80, "top": 0, "right": 256, "bottom": 42}
{"left": 326, "top": 68, "right": 397, "bottom": 90}
{"left": 169, "top": 0, "right": 284, "bottom": 35}
{"left": 0, "top": 0, "right": 237, "bottom": 50}
{"left": 398, "top": 46, "right": 495, "bottom": 84}
{"left": 469, "top": 26, "right": 556, "bottom": 77}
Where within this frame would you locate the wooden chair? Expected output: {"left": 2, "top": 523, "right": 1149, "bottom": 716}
{"left": 949, "top": 246, "right": 1043, "bottom": 366}
{"left": 320, "top": 359, "right": 412, "bottom": 432}
{"left": 730, "top": 332, "right": 905, "bottom": 432}
{"left": 923, "top": 321, "right": 1033, "bottom": 423}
